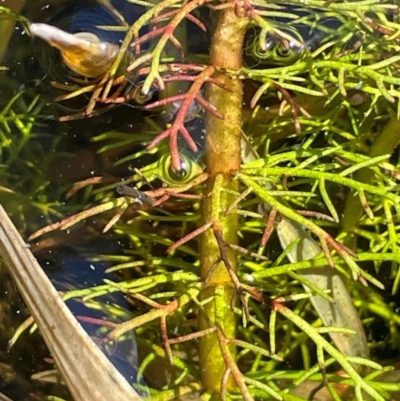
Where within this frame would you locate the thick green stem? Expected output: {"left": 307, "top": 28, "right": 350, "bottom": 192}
{"left": 199, "top": 4, "right": 248, "bottom": 396}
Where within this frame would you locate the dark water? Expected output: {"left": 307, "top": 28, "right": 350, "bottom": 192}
{"left": 0, "top": 1, "right": 158, "bottom": 399}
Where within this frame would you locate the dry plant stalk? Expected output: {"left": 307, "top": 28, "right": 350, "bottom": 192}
{"left": 0, "top": 205, "right": 143, "bottom": 401}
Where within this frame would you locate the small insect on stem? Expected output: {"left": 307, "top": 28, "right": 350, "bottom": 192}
{"left": 116, "top": 185, "right": 156, "bottom": 206}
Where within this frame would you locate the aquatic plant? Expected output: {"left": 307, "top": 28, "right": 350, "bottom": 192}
{"left": 2, "top": 0, "right": 400, "bottom": 400}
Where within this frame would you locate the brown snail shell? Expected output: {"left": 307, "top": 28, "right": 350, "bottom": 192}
{"left": 29, "top": 0, "right": 131, "bottom": 81}
{"left": 29, "top": 22, "right": 119, "bottom": 78}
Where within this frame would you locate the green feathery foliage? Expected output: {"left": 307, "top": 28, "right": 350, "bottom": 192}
{"left": 2, "top": 0, "right": 400, "bottom": 400}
